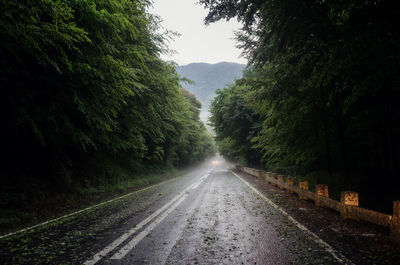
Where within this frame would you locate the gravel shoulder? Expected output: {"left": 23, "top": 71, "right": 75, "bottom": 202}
{"left": 235, "top": 169, "right": 400, "bottom": 265}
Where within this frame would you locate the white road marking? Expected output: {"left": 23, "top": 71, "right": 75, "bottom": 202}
{"left": 191, "top": 180, "right": 203, "bottom": 190}
{"left": 0, "top": 176, "right": 182, "bottom": 240}
{"left": 84, "top": 193, "right": 183, "bottom": 265}
{"left": 231, "top": 171, "right": 354, "bottom": 265}
{"left": 84, "top": 174, "right": 210, "bottom": 265}
{"left": 111, "top": 195, "right": 187, "bottom": 259}
{"left": 191, "top": 174, "right": 209, "bottom": 190}
{"left": 112, "top": 174, "right": 210, "bottom": 259}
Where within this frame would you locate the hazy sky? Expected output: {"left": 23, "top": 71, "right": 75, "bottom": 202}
{"left": 150, "top": 0, "right": 247, "bottom": 65}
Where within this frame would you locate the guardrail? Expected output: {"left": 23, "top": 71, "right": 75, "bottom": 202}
{"left": 237, "top": 166, "right": 400, "bottom": 240}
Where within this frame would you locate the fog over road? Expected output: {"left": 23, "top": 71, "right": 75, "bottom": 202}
{"left": 1, "top": 157, "right": 399, "bottom": 264}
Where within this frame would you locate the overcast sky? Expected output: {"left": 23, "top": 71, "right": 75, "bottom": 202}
{"left": 150, "top": 0, "right": 247, "bottom": 66}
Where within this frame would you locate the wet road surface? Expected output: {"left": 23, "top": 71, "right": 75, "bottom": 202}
{"left": 0, "top": 158, "right": 399, "bottom": 264}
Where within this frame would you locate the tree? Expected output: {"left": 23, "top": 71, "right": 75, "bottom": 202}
{"left": 201, "top": 0, "right": 400, "bottom": 193}
{"left": 210, "top": 69, "right": 261, "bottom": 165}
{"left": 0, "top": 0, "right": 215, "bottom": 198}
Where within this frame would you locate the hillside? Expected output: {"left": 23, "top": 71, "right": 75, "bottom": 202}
{"left": 177, "top": 62, "right": 246, "bottom": 122}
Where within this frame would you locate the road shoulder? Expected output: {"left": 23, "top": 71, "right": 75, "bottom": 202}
{"left": 234, "top": 169, "right": 400, "bottom": 265}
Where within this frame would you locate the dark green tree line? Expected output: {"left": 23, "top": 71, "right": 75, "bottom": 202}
{"left": 0, "top": 0, "right": 215, "bottom": 218}
{"left": 205, "top": 0, "right": 400, "bottom": 206}
{"left": 209, "top": 69, "right": 261, "bottom": 165}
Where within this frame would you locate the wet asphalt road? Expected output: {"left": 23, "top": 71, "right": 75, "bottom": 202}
{"left": 1, "top": 157, "right": 398, "bottom": 264}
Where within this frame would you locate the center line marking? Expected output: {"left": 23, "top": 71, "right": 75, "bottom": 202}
{"left": 112, "top": 174, "right": 211, "bottom": 259}
{"left": 84, "top": 173, "right": 209, "bottom": 265}
{"left": 111, "top": 195, "right": 188, "bottom": 259}
{"left": 191, "top": 174, "right": 209, "bottom": 190}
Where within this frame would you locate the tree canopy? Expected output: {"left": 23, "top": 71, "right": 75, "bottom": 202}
{"left": 206, "top": 0, "right": 400, "bottom": 203}
{"left": 1, "top": 0, "right": 215, "bottom": 193}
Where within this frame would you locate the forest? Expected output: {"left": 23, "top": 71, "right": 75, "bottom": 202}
{"left": 204, "top": 0, "right": 400, "bottom": 211}
{"left": 0, "top": 0, "right": 215, "bottom": 230}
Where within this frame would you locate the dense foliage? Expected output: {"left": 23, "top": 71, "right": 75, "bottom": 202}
{"left": 209, "top": 69, "right": 261, "bottom": 166}
{"left": 205, "top": 0, "right": 400, "bottom": 203}
{"left": 1, "top": 0, "right": 215, "bottom": 213}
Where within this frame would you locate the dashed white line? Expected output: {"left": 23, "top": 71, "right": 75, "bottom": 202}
{"left": 231, "top": 170, "right": 353, "bottom": 265}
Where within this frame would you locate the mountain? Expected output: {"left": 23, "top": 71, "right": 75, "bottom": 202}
{"left": 177, "top": 62, "right": 246, "bottom": 123}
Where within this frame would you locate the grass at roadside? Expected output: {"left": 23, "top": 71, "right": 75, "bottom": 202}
{"left": 0, "top": 166, "right": 193, "bottom": 236}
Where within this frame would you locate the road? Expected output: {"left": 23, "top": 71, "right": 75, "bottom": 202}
{"left": 0, "top": 157, "right": 399, "bottom": 264}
